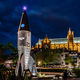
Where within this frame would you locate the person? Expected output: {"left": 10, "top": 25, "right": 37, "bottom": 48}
{"left": 63, "top": 70, "right": 68, "bottom": 80}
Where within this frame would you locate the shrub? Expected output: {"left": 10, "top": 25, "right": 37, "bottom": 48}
{"left": 73, "top": 68, "right": 80, "bottom": 77}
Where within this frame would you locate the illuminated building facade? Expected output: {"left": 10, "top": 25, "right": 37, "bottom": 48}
{"left": 34, "top": 28, "right": 80, "bottom": 52}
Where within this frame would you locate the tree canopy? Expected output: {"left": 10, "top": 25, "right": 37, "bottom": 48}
{"left": 34, "top": 48, "right": 63, "bottom": 65}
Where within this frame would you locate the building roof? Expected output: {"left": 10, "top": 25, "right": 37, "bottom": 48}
{"left": 51, "top": 37, "right": 80, "bottom": 44}
{"left": 36, "top": 37, "right": 80, "bottom": 45}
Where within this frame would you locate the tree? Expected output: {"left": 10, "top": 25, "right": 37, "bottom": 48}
{"left": 34, "top": 48, "right": 63, "bottom": 66}
{"left": 6, "top": 42, "right": 17, "bottom": 54}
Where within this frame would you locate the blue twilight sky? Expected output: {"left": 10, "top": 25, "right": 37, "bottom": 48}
{"left": 0, "top": 0, "right": 80, "bottom": 47}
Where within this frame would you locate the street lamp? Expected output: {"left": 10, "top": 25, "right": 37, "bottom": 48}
{"left": 38, "top": 60, "right": 42, "bottom": 66}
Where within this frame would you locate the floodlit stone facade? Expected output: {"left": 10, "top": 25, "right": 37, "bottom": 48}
{"left": 34, "top": 28, "right": 80, "bottom": 52}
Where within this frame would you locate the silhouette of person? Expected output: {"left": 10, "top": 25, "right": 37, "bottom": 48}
{"left": 63, "top": 70, "right": 68, "bottom": 80}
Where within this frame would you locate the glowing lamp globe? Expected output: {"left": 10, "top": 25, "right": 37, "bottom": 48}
{"left": 23, "top": 6, "right": 27, "bottom": 11}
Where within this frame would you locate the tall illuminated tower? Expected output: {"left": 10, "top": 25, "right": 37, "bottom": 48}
{"left": 67, "top": 28, "right": 74, "bottom": 50}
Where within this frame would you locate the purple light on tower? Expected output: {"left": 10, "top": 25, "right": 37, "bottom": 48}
{"left": 23, "top": 6, "right": 27, "bottom": 11}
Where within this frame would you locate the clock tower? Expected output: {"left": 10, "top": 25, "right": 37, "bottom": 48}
{"left": 18, "top": 9, "right": 31, "bottom": 70}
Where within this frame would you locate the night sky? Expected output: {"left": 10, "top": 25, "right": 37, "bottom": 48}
{"left": 0, "top": 0, "right": 80, "bottom": 47}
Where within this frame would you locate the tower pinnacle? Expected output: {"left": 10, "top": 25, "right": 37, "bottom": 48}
{"left": 19, "top": 7, "right": 30, "bottom": 31}
{"left": 72, "top": 31, "right": 74, "bottom": 36}
{"left": 68, "top": 27, "right": 71, "bottom": 35}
